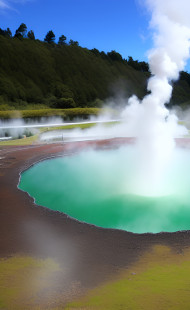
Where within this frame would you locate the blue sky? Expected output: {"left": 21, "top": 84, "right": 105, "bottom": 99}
{"left": 0, "top": 0, "right": 153, "bottom": 62}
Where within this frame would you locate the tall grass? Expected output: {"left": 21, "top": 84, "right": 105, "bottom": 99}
{"left": 0, "top": 107, "right": 101, "bottom": 119}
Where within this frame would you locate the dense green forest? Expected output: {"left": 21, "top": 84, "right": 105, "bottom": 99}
{"left": 0, "top": 24, "right": 190, "bottom": 111}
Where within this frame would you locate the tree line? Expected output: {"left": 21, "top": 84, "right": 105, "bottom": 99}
{"left": 0, "top": 23, "right": 150, "bottom": 73}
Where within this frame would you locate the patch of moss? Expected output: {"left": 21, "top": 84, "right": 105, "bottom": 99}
{"left": 66, "top": 245, "right": 190, "bottom": 310}
{"left": 0, "top": 134, "right": 39, "bottom": 146}
{"left": 0, "top": 256, "right": 61, "bottom": 310}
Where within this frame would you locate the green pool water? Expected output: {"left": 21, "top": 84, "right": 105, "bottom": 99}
{"left": 19, "top": 146, "right": 190, "bottom": 233}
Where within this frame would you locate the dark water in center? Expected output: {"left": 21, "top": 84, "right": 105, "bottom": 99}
{"left": 19, "top": 147, "right": 190, "bottom": 233}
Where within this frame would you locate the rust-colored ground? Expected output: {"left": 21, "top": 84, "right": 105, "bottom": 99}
{"left": 1, "top": 138, "right": 190, "bottom": 304}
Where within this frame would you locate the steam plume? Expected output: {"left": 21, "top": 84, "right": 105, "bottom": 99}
{"left": 123, "top": 0, "right": 190, "bottom": 195}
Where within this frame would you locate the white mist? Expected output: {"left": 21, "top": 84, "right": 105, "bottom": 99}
{"left": 122, "top": 0, "right": 190, "bottom": 196}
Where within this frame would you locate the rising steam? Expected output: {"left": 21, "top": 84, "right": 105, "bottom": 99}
{"left": 121, "top": 0, "right": 190, "bottom": 195}
{"left": 45, "top": 0, "right": 190, "bottom": 197}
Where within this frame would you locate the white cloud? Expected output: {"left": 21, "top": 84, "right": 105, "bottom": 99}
{"left": 0, "top": 0, "right": 10, "bottom": 9}
{"left": 0, "top": 0, "right": 29, "bottom": 11}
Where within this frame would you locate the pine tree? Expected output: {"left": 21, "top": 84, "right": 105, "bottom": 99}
{"left": 44, "top": 30, "right": 55, "bottom": 43}
{"left": 27, "top": 30, "right": 35, "bottom": 40}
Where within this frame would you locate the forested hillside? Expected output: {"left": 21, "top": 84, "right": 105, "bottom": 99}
{"left": 0, "top": 26, "right": 190, "bottom": 110}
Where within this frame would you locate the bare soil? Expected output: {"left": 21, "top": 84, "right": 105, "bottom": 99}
{"left": 1, "top": 138, "right": 190, "bottom": 301}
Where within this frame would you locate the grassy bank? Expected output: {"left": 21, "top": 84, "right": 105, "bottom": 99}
{"left": 1, "top": 245, "right": 190, "bottom": 309}
{"left": 0, "top": 121, "right": 115, "bottom": 146}
{"left": 0, "top": 256, "right": 61, "bottom": 310}
{"left": 66, "top": 245, "right": 190, "bottom": 310}
{"left": 0, "top": 107, "right": 102, "bottom": 119}
{"left": 0, "top": 134, "right": 39, "bottom": 146}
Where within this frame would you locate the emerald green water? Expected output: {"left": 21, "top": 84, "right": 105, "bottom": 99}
{"left": 19, "top": 147, "right": 190, "bottom": 233}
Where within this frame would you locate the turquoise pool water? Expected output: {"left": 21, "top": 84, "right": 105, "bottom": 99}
{"left": 19, "top": 147, "right": 190, "bottom": 233}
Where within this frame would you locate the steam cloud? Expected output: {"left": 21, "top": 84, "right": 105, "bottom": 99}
{"left": 120, "top": 0, "right": 190, "bottom": 195}
{"left": 0, "top": 116, "right": 64, "bottom": 140}
{"left": 41, "top": 0, "right": 190, "bottom": 196}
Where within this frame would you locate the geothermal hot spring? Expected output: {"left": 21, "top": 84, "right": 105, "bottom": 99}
{"left": 18, "top": 0, "right": 190, "bottom": 234}
{"left": 19, "top": 143, "right": 190, "bottom": 234}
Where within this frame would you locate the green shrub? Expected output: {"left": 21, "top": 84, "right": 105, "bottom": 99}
{"left": 52, "top": 97, "right": 76, "bottom": 109}
{"left": 0, "top": 103, "right": 15, "bottom": 111}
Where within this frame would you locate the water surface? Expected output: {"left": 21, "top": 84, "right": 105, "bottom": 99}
{"left": 19, "top": 147, "right": 190, "bottom": 233}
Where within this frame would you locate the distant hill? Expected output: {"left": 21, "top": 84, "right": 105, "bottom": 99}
{"left": 0, "top": 33, "right": 189, "bottom": 110}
